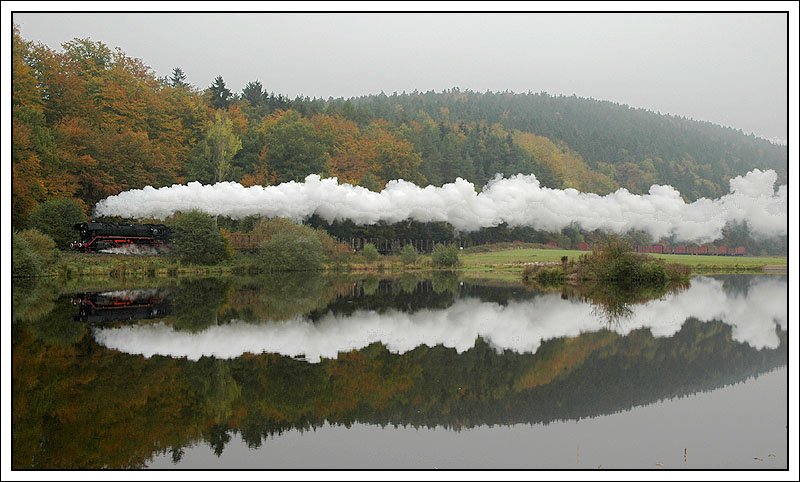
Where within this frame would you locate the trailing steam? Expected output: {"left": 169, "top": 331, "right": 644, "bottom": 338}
{"left": 94, "top": 169, "right": 786, "bottom": 243}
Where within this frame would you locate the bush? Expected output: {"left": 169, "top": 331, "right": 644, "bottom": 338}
{"left": 168, "top": 211, "right": 230, "bottom": 265}
{"left": 250, "top": 217, "right": 348, "bottom": 263}
{"left": 362, "top": 243, "right": 380, "bottom": 262}
{"left": 13, "top": 232, "right": 42, "bottom": 278}
{"left": 536, "top": 267, "right": 565, "bottom": 285}
{"left": 400, "top": 244, "right": 419, "bottom": 265}
{"left": 28, "top": 198, "right": 88, "bottom": 249}
{"left": 18, "top": 229, "right": 58, "bottom": 265}
{"left": 665, "top": 263, "right": 691, "bottom": 283}
{"left": 258, "top": 230, "right": 325, "bottom": 272}
{"left": 431, "top": 243, "right": 460, "bottom": 268}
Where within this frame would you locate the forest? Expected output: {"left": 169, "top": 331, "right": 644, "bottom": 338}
{"left": 12, "top": 26, "right": 787, "bottom": 250}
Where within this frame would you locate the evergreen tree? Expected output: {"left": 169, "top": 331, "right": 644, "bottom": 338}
{"left": 208, "top": 75, "right": 232, "bottom": 109}
{"left": 170, "top": 67, "right": 189, "bottom": 88}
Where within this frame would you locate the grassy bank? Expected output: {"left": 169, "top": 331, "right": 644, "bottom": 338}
{"left": 460, "top": 247, "right": 786, "bottom": 276}
{"left": 22, "top": 245, "right": 787, "bottom": 282}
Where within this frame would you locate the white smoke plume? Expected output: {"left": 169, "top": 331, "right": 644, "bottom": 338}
{"left": 93, "top": 276, "right": 786, "bottom": 363}
{"left": 99, "top": 245, "right": 170, "bottom": 255}
{"left": 94, "top": 169, "right": 786, "bottom": 242}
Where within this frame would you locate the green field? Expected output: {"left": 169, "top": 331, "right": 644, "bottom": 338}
{"left": 460, "top": 247, "right": 786, "bottom": 275}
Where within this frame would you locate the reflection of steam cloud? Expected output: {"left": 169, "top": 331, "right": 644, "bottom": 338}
{"left": 93, "top": 277, "right": 786, "bottom": 363}
{"left": 94, "top": 169, "right": 786, "bottom": 242}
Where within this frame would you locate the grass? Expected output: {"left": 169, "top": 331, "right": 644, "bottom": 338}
{"left": 41, "top": 246, "right": 786, "bottom": 281}
{"left": 460, "top": 247, "right": 786, "bottom": 275}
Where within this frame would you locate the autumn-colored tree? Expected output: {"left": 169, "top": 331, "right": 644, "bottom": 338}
{"left": 361, "top": 120, "right": 426, "bottom": 185}
{"left": 256, "top": 110, "right": 329, "bottom": 184}
{"left": 186, "top": 112, "right": 243, "bottom": 183}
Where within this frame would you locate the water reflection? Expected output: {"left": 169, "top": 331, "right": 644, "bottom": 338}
{"left": 92, "top": 276, "right": 786, "bottom": 362}
{"left": 11, "top": 274, "right": 787, "bottom": 469}
{"left": 73, "top": 289, "right": 171, "bottom": 324}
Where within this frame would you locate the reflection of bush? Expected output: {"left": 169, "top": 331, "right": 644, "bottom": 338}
{"left": 13, "top": 278, "right": 56, "bottom": 323}
{"left": 14, "top": 282, "right": 86, "bottom": 347}
{"left": 171, "top": 278, "right": 232, "bottom": 332}
{"left": 361, "top": 277, "right": 380, "bottom": 296}
{"left": 223, "top": 273, "right": 340, "bottom": 322}
{"left": 431, "top": 271, "right": 459, "bottom": 294}
{"left": 573, "top": 281, "right": 688, "bottom": 325}
{"left": 398, "top": 273, "right": 423, "bottom": 294}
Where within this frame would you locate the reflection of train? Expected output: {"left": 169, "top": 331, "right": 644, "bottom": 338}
{"left": 70, "top": 222, "right": 171, "bottom": 252}
{"left": 575, "top": 242, "right": 746, "bottom": 256}
{"left": 73, "top": 289, "right": 171, "bottom": 324}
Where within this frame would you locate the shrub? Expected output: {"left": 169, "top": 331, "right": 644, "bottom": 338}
{"left": 258, "top": 230, "right": 325, "bottom": 272}
{"left": 27, "top": 198, "right": 88, "bottom": 249}
{"left": 168, "top": 211, "right": 230, "bottom": 265}
{"left": 431, "top": 243, "right": 460, "bottom": 268}
{"left": 536, "top": 267, "right": 565, "bottom": 285}
{"left": 362, "top": 243, "right": 380, "bottom": 262}
{"left": 400, "top": 244, "right": 419, "bottom": 265}
{"left": 665, "top": 263, "right": 691, "bottom": 283}
{"left": 250, "top": 217, "right": 348, "bottom": 263}
{"left": 13, "top": 232, "right": 42, "bottom": 278}
{"left": 18, "top": 229, "right": 58, "bottom": 266}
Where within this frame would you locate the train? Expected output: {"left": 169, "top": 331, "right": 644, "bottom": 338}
{"left": 70, "top": 222, "right": 172, "bottom": 252}
{"left": 72, "top": 289, "right": 171, "bottom": 324}
{"left": 575, "top": 242, "right": 746, "bottom": 256}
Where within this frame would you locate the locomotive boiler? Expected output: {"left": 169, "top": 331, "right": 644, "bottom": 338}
{"left": 70, "top": 222, "right": 171, "bottom": 252}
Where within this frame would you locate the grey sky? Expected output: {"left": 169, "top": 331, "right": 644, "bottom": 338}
{"left": 12, "top": 12, "right": 788, "bottom": 141}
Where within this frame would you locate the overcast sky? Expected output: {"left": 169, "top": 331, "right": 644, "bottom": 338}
{"left": 12, "top": 11, "right": 788, "bottom": 142}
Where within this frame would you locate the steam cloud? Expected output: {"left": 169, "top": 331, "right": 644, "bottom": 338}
{"left": 93, "top": 276, "right": 786, "bottom": 363}
{"left": 94, "top": 169, "right": 786, "bottom": 242}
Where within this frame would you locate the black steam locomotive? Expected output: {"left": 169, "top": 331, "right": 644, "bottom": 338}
{"left": 70, "top": 222, "right": 171, "bottom": 252}
{"left": 73, "top": 289, "right": 171, "bottom": 324}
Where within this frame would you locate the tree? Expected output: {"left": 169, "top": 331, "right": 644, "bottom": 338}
{"left": 27, "top": 197, "right": 88, "bottom": 249}
{"left": 400, "top": 244, "right": 419, "bottom": 265}
{"left": 169, "top": 210, "right": 230, "bottom": 265}
{"left": 362, "top": 243, "right": 380, "bottom": 262}
{"left": 208, "top": 75, "right": 232, "bottom": 109}
{"left": 258, "top": 230, "right": 325, "bottom": 272}
{"left": 242, "top": 81, "right": 264, "bottom": 107}
{"left": 431, "top": 243, "right": 460, "bottom": 268}
{"left": 187, "top": 112, "right": 243, "bottom": 183}
{"left": 170, "top": 67, "right": 189, "bottom": 88}
{"left": 12, "top": 232, "right": 42, "bottom": 278}
{"left": 18, "top": 229, "right": 58, "bottom": 265}
{"left": 258, "top": 110, "right": 329, "bottom": 183}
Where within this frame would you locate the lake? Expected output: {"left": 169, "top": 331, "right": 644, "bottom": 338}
{"left": 11, "top": 274, "right": 787, "bottom": 469}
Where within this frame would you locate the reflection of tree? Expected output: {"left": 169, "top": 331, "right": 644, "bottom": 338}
{"left": 567, "top": 281, "right": 688, "bottom": 326}
{"left": 170, "top": 278, "right": 232, "bottom": 332}
{"left": 195, "top": 359, "right": 241, "bottom": 425}
{"left": 223, "top": 273, "right": 341, "bottom": 322}
{"left": 11, "top": 276, "right": 788, "bottom": 469}
{"left": 431, "top": 271, "right": 459, "bottom": 294}
{"left": 14, "top": 280, "right": 86, "bottom": 347}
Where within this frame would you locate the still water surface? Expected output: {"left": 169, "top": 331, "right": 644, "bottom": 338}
{"left": 11, "top": 274, "right": 787, "bottom": 469}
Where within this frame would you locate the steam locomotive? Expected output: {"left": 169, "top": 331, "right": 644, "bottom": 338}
{"left": 73, "top": 289, "right": 171, "bottom": 324}
{"left": 70, "top": 222, "right": 171, "bottom": 252}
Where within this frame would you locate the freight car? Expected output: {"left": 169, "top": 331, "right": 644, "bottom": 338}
{"left": 70, "top": 222, "right": 171, "bottom": 252}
